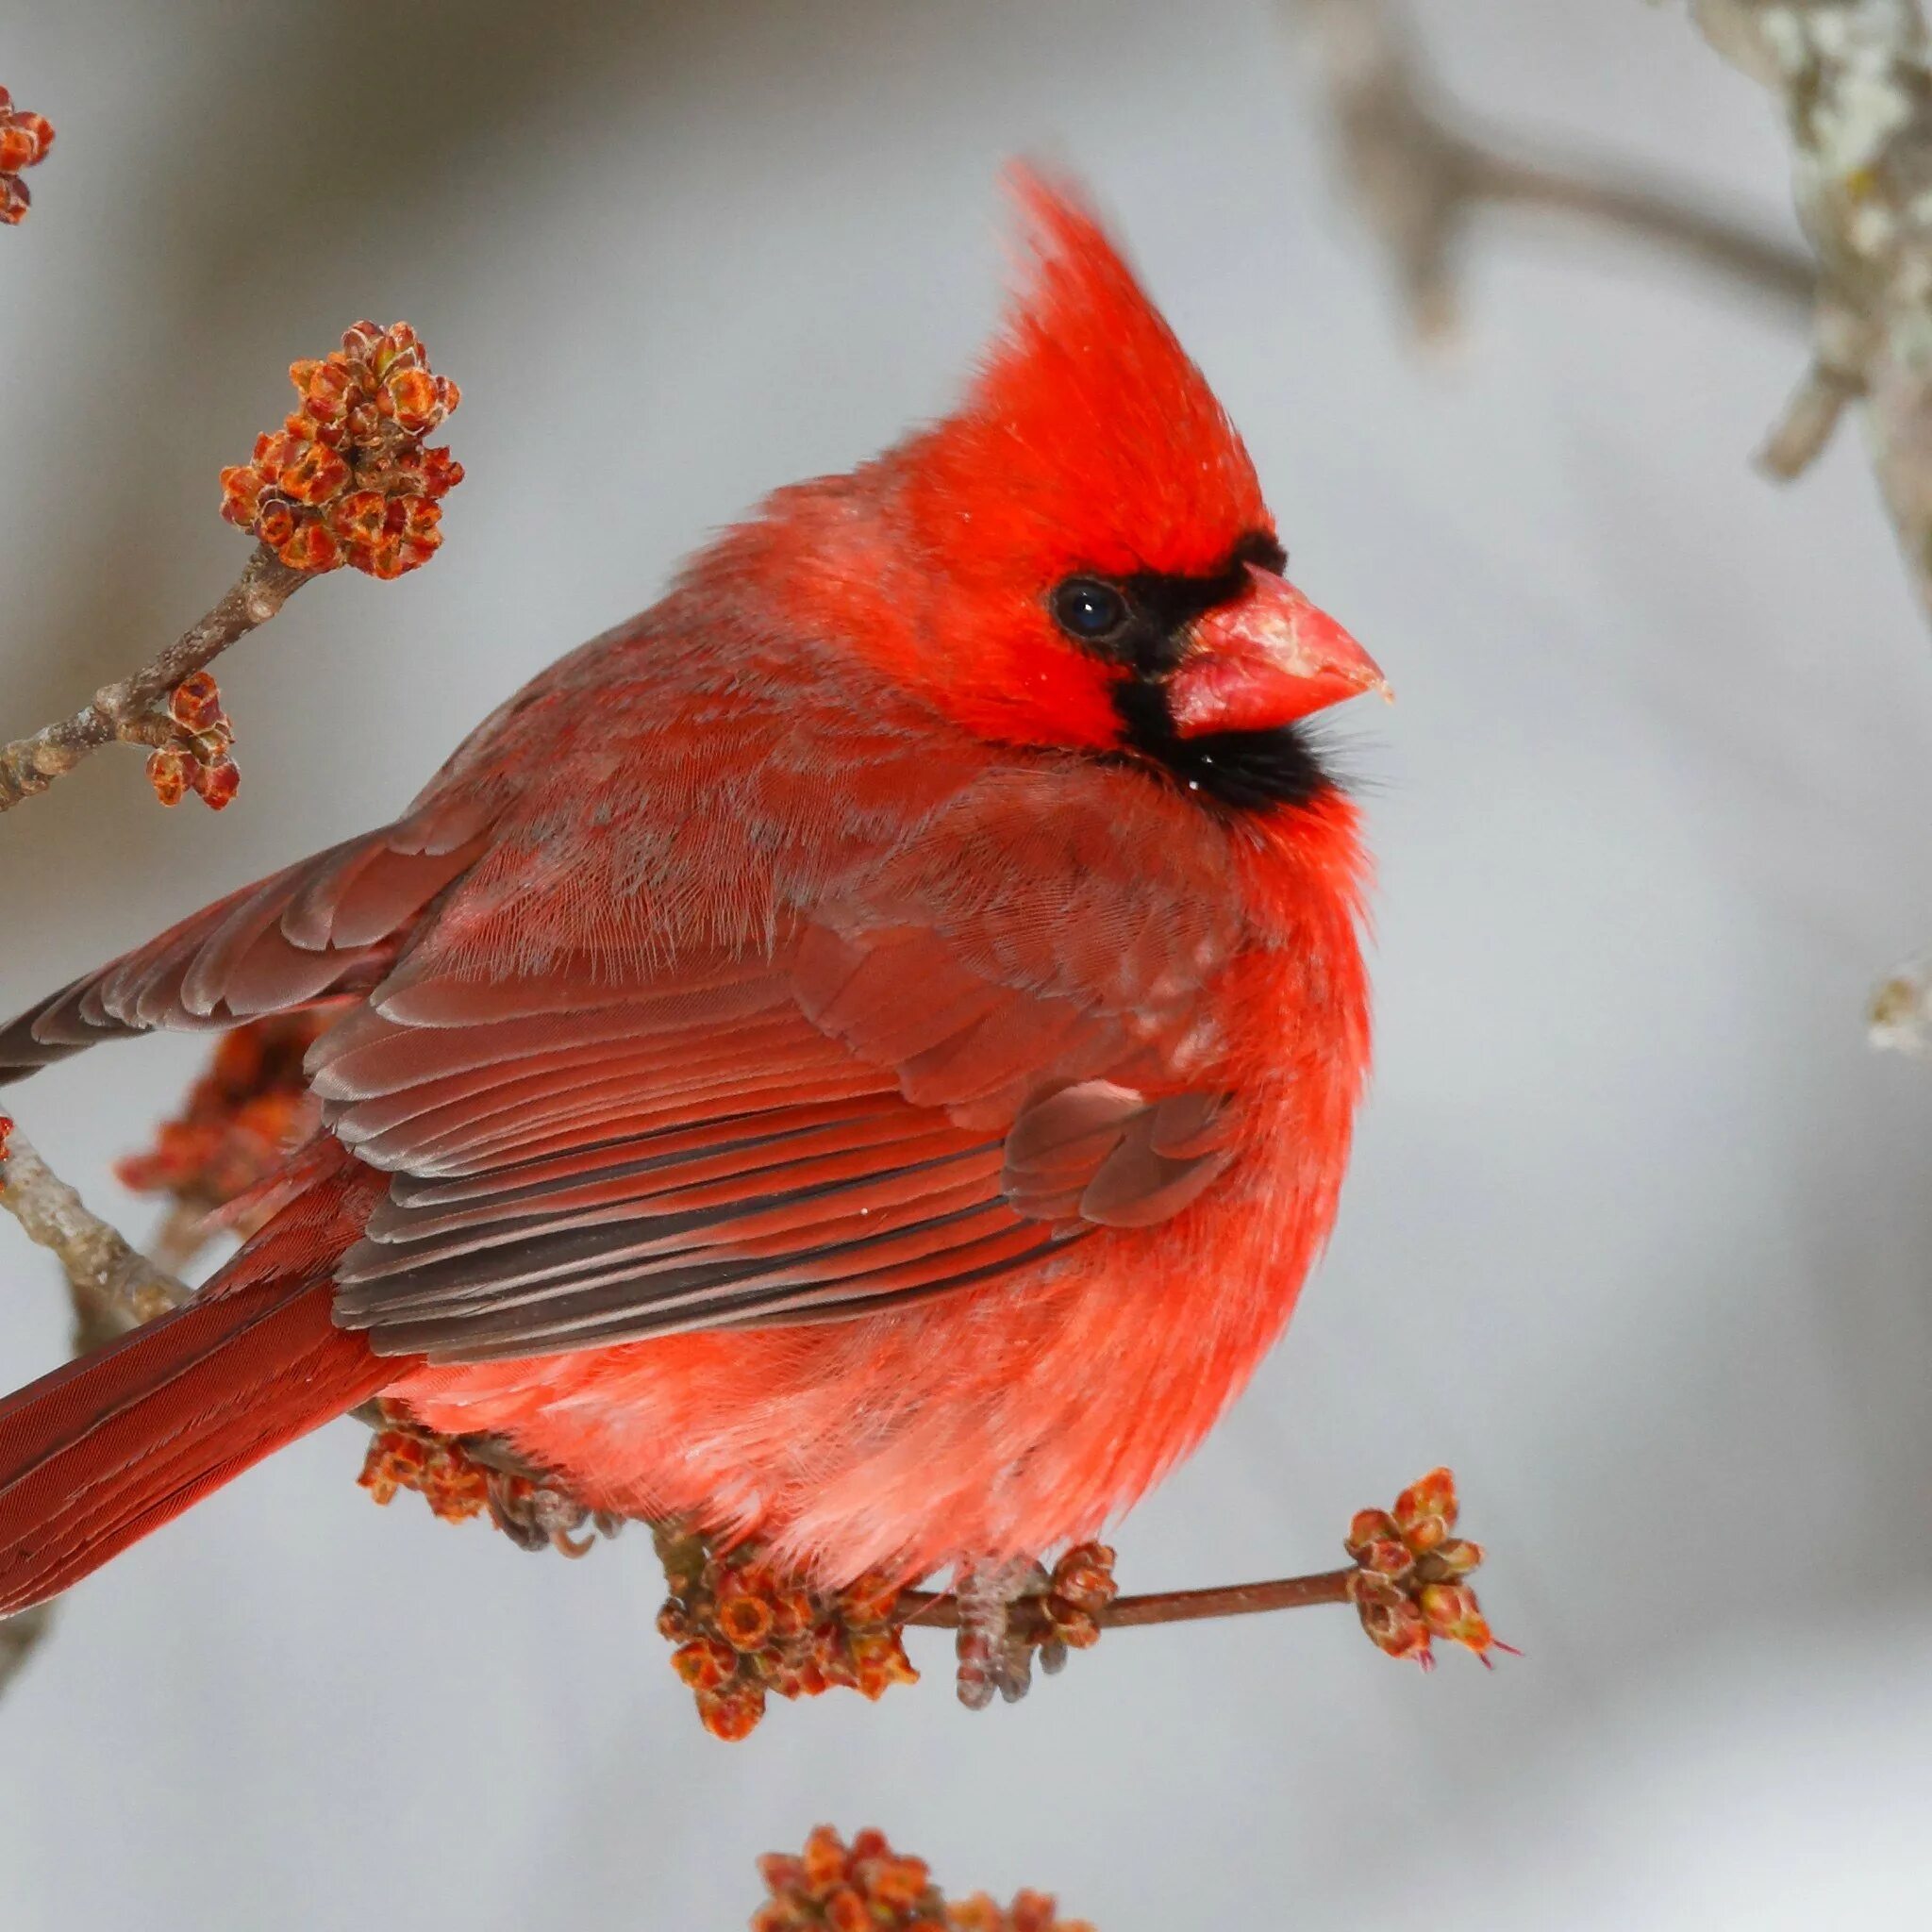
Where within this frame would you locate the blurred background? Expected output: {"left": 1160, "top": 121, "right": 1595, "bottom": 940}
{"left": 5, "top": 2, "right": 1932, "bottom": 1926}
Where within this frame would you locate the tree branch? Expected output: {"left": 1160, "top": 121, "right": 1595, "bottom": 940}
{"left": 1291, "top": 0, "right": 1814, "bottom": 340}
{"left": 1689, "top": 0, "right": 1932, "bottom": 606}
{"left": 0, "top": 1116, "right": 190, "bottom": 1335}
{"left": 0, "top": 543, "right": 305, "bottom": 811}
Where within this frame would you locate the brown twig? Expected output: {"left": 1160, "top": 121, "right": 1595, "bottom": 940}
{"left": 897, "top": 1568, "right": 1355, "bottom": 1629}
{"left": 0, "top": 543, "right": 305, "bottom": 810}
{"left": 1291, "top": 0, "right": 1814, "bottom": 341}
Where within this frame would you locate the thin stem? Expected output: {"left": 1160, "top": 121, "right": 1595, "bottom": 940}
{"left": 897, "top": 1568, "right": 1356, "bottom": 1630}
{"left": 0, "top": 544, "right": 307, "bottom": 810}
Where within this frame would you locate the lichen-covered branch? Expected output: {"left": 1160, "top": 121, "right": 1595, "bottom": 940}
{"left": 0, "top": 1116, "right": 190, "bottom": 1333}
{"left": 1291, "top": 0, "right": 1813, "bottom": 340}
{"left": 1690, "top": 1, "right": 1932, "bottom": 608}
{"left": 0, "top": 545, "right": 305, "bottom": 811}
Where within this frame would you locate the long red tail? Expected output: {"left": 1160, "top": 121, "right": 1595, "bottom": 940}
{"left": 0, "top": 1158, "right": 390, "bottom": 1617}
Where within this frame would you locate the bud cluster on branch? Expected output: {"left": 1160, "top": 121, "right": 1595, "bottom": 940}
{"left": 220, "top": 321, "right": 463, "bottom": 579}
{"left": 0, "top": 320, "right": 460, "bottom": 812}
{"left": 0, "top": 84, "right": 54, "bottom": 225}
{"left": 655, "top": 1525, "right": 943, "bottom": 1742}
{"left": 754, "top": 1826, "right": 1092, "bottom": 1932}
{"left": 346, "top": 1380, "right": 1505, "bottom": 1739}
{"left": 1345, "top": 1464, "right": 1501, "bottom": 1666}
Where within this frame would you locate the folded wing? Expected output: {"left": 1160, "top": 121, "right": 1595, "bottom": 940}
{"left": 329, "top": 768, "right": 1246, "bottom": 1361}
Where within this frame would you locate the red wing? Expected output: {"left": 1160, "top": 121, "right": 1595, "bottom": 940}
{"left": 0, "top": 792, "right": 496, "bottom": 1084}
{"left": 328, "top": 768, "right": 1245, "bottom": 1364}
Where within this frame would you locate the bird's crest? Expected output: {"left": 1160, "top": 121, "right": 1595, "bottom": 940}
{"left": 905, "top": 167, "right": 1271, "bottom": 586}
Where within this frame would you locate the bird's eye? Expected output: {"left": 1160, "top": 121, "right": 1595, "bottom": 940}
{"left": 1051, "top": 577, "right": 1131, "bottom": 644}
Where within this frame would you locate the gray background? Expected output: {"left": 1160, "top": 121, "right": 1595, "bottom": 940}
{"left": 4, "top": 3, "right": 1931, "bottom": 1926}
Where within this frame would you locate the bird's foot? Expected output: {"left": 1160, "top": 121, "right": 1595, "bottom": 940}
{"left": 357, "top": 1407, "right": 621, "bottom": 1556}
{"left": 953, "top": 1557, "right": 1049, "bottom": 1709}
{"left": 951, "top": 1542, "right": 1117, "bottom": 1709}
{"left": 483, "top": 1466, "right": 622, "bottom": 1556}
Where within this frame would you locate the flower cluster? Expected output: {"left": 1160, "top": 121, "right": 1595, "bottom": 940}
{"left": 655, "top": 1527, "right": 919, "bottom": 1742}
{"left": 140, "top": 671, "right": 241, "bottom": 809}
{"left": 220, "top": 322, "right": 461, "bottom": 578}
{"left": 358, "top": 1416, "right": 494, "bottom": 1525}
{"left": 754, "top": 1827, "right": 1094, "bottom": 1932}
{"left": 1344, "top": 1466, "right": 1505, "bottom": 1667}
{"left": 117, "top": 1011, "right": 325, "bottom": 1213}
{"left": 0, "top": 86, "right": 54, "bottom": 225}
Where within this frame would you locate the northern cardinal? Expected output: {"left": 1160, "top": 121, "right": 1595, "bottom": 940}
{"left": 0, "top": 174, "right": 1384, "bottom": 1656}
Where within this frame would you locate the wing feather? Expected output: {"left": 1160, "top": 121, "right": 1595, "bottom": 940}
{"left": 0, "top": 800, "right": 496, "bottom": 1085}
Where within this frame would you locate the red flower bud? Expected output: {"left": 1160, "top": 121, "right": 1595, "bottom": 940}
{"left": 0, "top": 89, "right": 53, "bottom": 225}
{"left": 144, "top": 747, "right": 193, "bottom": 808}
{"left": 219, "top": 321, "right": 461, "bottom": 575}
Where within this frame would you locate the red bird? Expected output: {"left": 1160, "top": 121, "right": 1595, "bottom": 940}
{"left": 0, "top": 175, "right": 1384, "bottom": 1674}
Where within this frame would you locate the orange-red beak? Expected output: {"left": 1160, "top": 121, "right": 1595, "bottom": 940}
{"left": 1166, "top": 565, "right": 1387, "bottom": 737}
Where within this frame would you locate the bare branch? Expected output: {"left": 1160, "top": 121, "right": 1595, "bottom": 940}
{"left": 1291, "top": 0, "right": 1813, "bottom": 341}
{"left": 0, "top": 1116, "right": 190, "bottom": 1331}
{"left": 0, "top": 544, "right": 306, "bottom": 811}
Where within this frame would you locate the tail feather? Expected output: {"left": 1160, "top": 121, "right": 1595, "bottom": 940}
{"left": 0, "top": 1275, "right": 387, "bottom": 1616}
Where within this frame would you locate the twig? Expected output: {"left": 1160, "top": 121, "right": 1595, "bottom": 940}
{"left": 0, "top": 543, "right": 305, "bottom": 810}
{"left": 897, "top": 1569, "right": 1355, "bottom": 1630}
{"left": 1291, "top": 0, "right": 1814, "bottom": 340}
{"left": 0, "top": 1117, "right": 191, "bottom": 1332}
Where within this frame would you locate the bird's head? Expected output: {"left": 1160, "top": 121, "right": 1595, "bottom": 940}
{"left": 778, "top": 169, "right": 1386, "bottom": 812}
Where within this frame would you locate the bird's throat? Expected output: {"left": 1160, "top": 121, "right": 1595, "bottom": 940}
{"left": 1110, "top": 676, "right": 1333, "bottom": 813}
